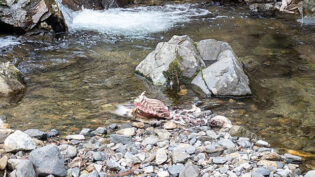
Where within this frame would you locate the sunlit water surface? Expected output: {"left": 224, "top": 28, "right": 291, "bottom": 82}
{"left": 0, "top": 3, "right": 314, "bottom": 170}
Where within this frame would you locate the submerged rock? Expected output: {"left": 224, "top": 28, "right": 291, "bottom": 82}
{"left": 0, "top": 62, "right": 25, "bottom": 97}
{"left": 0, "top": 0, "right": 67, "bottom": 33}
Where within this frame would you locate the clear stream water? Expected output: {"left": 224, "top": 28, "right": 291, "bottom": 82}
{"left": 0, "top": 3, "right": 314, "bottom": 169}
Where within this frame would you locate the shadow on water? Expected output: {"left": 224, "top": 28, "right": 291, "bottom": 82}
{"left": 0, "top": 4, "right": 314, "bottom": 170}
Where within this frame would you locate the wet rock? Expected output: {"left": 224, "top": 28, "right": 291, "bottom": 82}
{"left": 66, "top": 134, "right": 85, "bottom": 140}
{"left": 15, "top": 160, "right": 36, "bottom": 177}
{"left": 305, "top": 170, "right": 315, "bottom": 177}
{"left": 156, "top": 148, "right": 168, "bottom": 165}
{"left": 135, "top": 35, "right": 205, "bottom": 86}
{"left": 91, "top": 127, "right": 107, "bottom": 135}
{"left": 80, "top": 128, "right": 91, "bottom": 136}
{"left": 255, "top": 140, "right": 270, "bottom": 147}
{"left": 116, "top": 127, "right": 136, "bottom": 136}
{"left": 47, "top": 129, "right": 59, "bottom": 138}
{"left": 168, "top": 164, "right": 185, "bottom": 176}
{"left": 0, "top": 155, "right": 8, "bottom": 170}
{"left": 249, "top": 3, "right": 275, "bottom": 13}
{"left": 59, "top": 144, "right": 77, "bottom": 159}
{"left": 0, "top": 62, "right": 25, "bottom": 97}
{"left": 4, "top": 130, "right": 36, "bottom": 152}
{"left": 192, "top": 48, "right": 251, "bottom": 96}
{"left": 62, "top": 0, "right": 131, "bottom": 11}
{"left": 283, "top": 153, "right": 302, "bottom": 164}
{"left": 107, "top": 123, "right": 118, "bottom": 130}
{"left": 24, "top": 129, "right": 47, "bottom": 140}
{"left": 110, "top": 134, "right": 132, "bottom": 144}
{"left": 229, "top": 125, "right": 257, "bottom": 139}
{"left": 262, "top": 152, "right": 280, "bottom": 161}
{"left": 29, "top": 144, "right": 67, "bottom": 177}
{"left": 179, "top": 161, "right": 199, "bottom": 177}
{"left": 0, "top": 0, "right": 67, "bottom": 33}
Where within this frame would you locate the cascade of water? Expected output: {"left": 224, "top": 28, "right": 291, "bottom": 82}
{"left": 55, "top": 0, "right": 209, "bottom": 37}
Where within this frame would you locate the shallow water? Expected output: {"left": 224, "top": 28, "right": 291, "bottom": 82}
{"left": 0, "top": 3, "right": 314, "bottom": 169}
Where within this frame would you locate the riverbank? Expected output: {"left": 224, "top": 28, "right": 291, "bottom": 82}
{"left": 0, "top": 112, "right": 313, "bottom": 177}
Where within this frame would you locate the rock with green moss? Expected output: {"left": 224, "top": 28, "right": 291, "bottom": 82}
{"left": 0, "top": 62, "right": 25, "bottom": 97}
{"left": 135, "top": 35, "right": 205, "bottom": 86}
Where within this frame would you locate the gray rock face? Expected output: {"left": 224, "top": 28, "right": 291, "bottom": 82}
{"left": 24, "top": 129, "right": 47, "bottom": 140}
{"left": 29, "top": 144, "right": 67, "bottom": 177}
{"left": 196, "top": 39, "right": 232, "bottom": 63}
{"left": 4, "top": 130, "right": 36, "bottom": 152}
{"left": 15, "top": 160, "right": 36, "bottom": 177}
{"left": 135, "top": 35, "right": 205, "bottom": 85}
{"left": 110, "top": 134, "right": 132, "bottom": 144}
{"left": 0, "top": 0, "right": 67, "bottom": 33}
{"left": 192, "top": 49, "right": 251, "bottom": 96}
{"left": 0, "top": 62, "right": 25, "bottom": 97}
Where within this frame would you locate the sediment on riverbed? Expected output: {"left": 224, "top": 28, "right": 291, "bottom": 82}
{"left": 0, "top": 113, "right": 310, "bottom": 177}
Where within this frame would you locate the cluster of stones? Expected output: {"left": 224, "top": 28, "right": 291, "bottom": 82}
{"left": 1, "top": 116, "right": 314, "bottom": 177}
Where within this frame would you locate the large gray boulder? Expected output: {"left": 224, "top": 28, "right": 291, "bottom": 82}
{"left": 136, "top": 35, "right": 251, "bottom": 96}
{"left": 0, "top": 62, "right": 25, "bottom": 97}
{"left": 135, "top": 35, "right": 205, "bottom": 86}
{"left": 0, "top": 0, "right": 67, "bottom": 33}
{"left": 4, "top": 130, "right": 36, "bottom": 152}
{"left": 191, "top": 49, "right": 251, "bottom": 96}
{"left": 29, "top": 144, "right": 67, "bottom": 177}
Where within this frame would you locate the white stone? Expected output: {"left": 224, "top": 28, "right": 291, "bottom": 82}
{"left": 4, "top": 130, "right": 36, "bottom": 152}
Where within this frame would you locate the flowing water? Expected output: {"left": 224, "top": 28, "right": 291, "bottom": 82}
{"left": 0, "top": 3, "right": 314, "bottom": 169}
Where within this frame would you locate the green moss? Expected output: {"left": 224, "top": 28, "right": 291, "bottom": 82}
{"left": 163, "top": 57, "right": 191, "bottom": 92}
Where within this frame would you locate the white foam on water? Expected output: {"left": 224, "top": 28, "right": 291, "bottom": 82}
{"left": 57, "top": 1, "right": 209, "bottom": 36}
{"left": 0, "top": 36, "right": 20, "bottom": 48}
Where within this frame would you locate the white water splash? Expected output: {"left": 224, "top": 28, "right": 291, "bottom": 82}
{"left": 0, "top": 36, "right": 20, "bottom": 48}
{"left": 57, "top": 1, "right": 209, "bottom": 36}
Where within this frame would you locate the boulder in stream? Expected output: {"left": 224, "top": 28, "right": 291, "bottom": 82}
{"left": 0, "top": 0, "right": 67, "bottom": 33}
{"left": 0, "top": 62, "right": 25, "bottom": 97}
{"left": 136, "top": 35, "right": 251, "bottom": 96}
{"left": 135, "top": 35, "right": 206, "bottom": 86}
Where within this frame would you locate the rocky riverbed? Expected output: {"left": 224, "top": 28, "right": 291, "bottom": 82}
{"left": 0, "top": 113, "right": 314, "bottom": 177}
